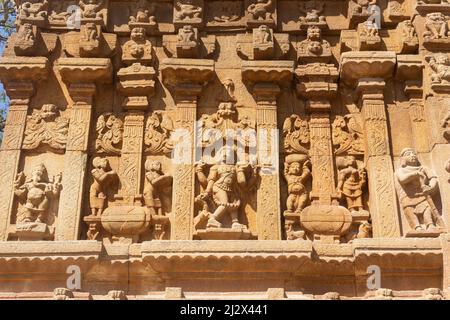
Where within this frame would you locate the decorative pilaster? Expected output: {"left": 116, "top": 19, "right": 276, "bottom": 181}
{"left": 55, "top": 58, "right": 112, "bottom": 240}
{"left": 161, "top": 58, "right": 215, "bottom": 240}
{"left": 242, "top": 60, "right": 294, "bottom": 240}
{"left": 341, "top": 52, "right": 401, "bottom": 238}
{"left": 0, "top": 57, "right": 49, "bottom": 240}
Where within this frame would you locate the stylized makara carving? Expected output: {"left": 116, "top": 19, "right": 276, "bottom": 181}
{"left": 284, "top": 154, "right": 311, "bottom": 214}
{"left": 13, "top": 164, "right": 62, "bottom": 240}
{"left": 144, "top": 111, "right": 174, "bottom": 154}
{"left": 298, "top": 26, "right": 331, "bottom": 63}
{"left": 247, "top": 0, "right": 274, "bottom": 21}
{"left": 122, "top": 27, "right": 152, "bottom": 65}
{"left": 427, "top": 53, "right": 450, "bottom": 93}
{"left": 22, "top": 104, "right": 69, "bottom": 152}
{"left": 282, "top": 114, "right": 310, "bottom": 154}
{"left": 89, "top": 157, "right": 117, "bottom": 217}
{"left": 395, "top": 148, "right": 446, "bottom": 236}
{"left": 396, "top": 20, "right": 419, "bottom": 53}
{"left": 95, "top": 113, "right": 123, "bottom": 154}
{"left": 332, "top": 115, "right": 364, "bottom": 155}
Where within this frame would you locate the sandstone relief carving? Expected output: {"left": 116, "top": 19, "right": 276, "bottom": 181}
{"left": 79, "top": 0, "right": 104, "bottom": 20}
{"left": 144, "top": 111, "right": 174, "bottom": 155}
{"left": 13, "top": 164, "right": 62, "bottom": 240}
{"left": 332, "top": 114, "right": 364, "bottom": 155}
{"left": 174, "top": 0, "right": 203, "bottom": 25}
{"left": 442, "top": 110, "right": 450, "bottom": 141}
{"left": 89, "top": 157, "right": 118, "bottom": 217}
{"left": 246, "top": 0, "right": 275, "bottom": 27}
{"left": 298, "top": 0, "right": 326, "bottom": 29}
{"left": 95, "top": 113, "right": 123, "bottom": 154}
{"left": 22, "top": 104, "right": 69, "bottom": 152}
{"left": 427, "top": 53, "right": 450, "bottom": 93}
{"left": 395, "top": 148, "right": 446, "bottom": 237}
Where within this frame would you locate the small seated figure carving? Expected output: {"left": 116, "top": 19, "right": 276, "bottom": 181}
{"left": 19, "top": 0, "right": 49, "bottom": 20}
{"left": 89, "top": 157, "right": 117, "bottom": 217}
{"left": 130, "top": 0, "right": 156, "bottom": 24}
{"left": 18, "top": 23, "right": 35, "bottom": 43}
{"left": 283, "top": 157, "right": 311, "bottom": 214}
{"left": 177, "top": 25, "right": 197, "bottom": 46}
{"left": 424, "top": 12, "right": 449, "bottom": 40}
{"left": 175, "top": 0, "right": 203, "bottom": 21}
{"left": 298, "top": 1, "right": 325, "bottom": 24}
{"left": 395, "top": 148, "right": 445, "bottom": 232}
{"left": 352, "top": 0, "right": 376, "bottom": 15}
{"left": 143, "top": 160, "right": 173, "bottom": 215}
{"left": 399, "top": 20, "right": 416, "bottom": 39}
{"left": 79, "top": 0, "right": 104, "bottom": 19}
{"left": 247, "top": 0, "right": 273, "bottom": 21}
{"left": 15, "top": 23, "right": 37, "bottom": 54}
{"left": 83, "top": 22, "right": 98, "bottom": 42}
{"left": 254, "top": 25, "right": 272, "bottom": 45}
{"left": 336, "top": 156, "right": 367, "bottom": 213}
{"left": 14, "top": 164, "right": 62, "bottom": 224}
{"left": 428, "top": 54, "right": 450, "bottom": 84}
{"left": 442, "top": 111, "right": 450, "bottom": 140}
{"left": 306, "top": 25, "right": 324, "bottom": 55}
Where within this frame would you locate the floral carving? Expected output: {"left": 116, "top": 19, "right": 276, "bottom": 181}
{"left": 130, "top": 0, "right": 157, "bottom": 25}
{"left": 144, "top": 111, "right": 174, "bottom": 154}
{"left": 282, "top": 114, "right": 310, "bottom": 154}
{"left": 22, "top": 104, "right": 69, "bottom": 152}
{"left": 332, "top": 114, "right": 364, "bottom": 155}
{"left": 95, "top": 113, "right": 124, "bottom": 155}
{"left": 424, "top": 12, "right": 449, "bottom": 41}
{"left": 18, "top": 0, "right": 49, "bottom": 22}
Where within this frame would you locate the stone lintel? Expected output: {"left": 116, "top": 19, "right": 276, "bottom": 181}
{"left": 56, "top": 58, "right": 113, "bottom": 84}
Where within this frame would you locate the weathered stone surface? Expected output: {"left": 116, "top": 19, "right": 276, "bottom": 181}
{"left": 0, "top": 0, "right": 449, "bottom": 300}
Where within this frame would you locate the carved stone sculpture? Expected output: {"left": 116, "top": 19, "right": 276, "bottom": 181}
{"left": 298, "top": 1, "right": 326, "bottom": 28}
{"left": 283, "top": 154, "right": 311, "bottom": 214}
{"left": 424, "top": 12, "right": 449, "bottom": 41}
{"left": 336, "top": 156, "right": 367, "bottom": 213}
{"left": 14, "top": 23, "right": 38, "bottom": 56}
{"left": 396, "top": 20, "right": 419, "bottom": 53}
{"left": 130, "top": 0, "right": 156, "bottom": 25}
{"left": 176, "top": 25, "right": 199, "bottom": 57}
{"left": 357, "top": 21, "right": 381, "bottom": 50}
{"left": 395, "top": 148, "right": 445, "bottom": 236}
{"left": 144, "top": 111, "right": 174, "bottom": 154}
{"left": 297, "top": 25, "right": 331, "bottom": 63}
{"left": 332, "top": 115, "right": 364, "bottom": 155}
{"left": 246, "top": 0, "right": 274, "bottom": 26}
{"left": 143, "top": 160, "right": 173, "bottom": 216}
{"left": 13, "top": 164, "right": 61, "bottom": 240}
{"left": 89, "top": 157, "right": 117, "bottom": 217}
{"left": 22, "top": 104, "right": 69, "bottom": 152}
{"left": 95, "top": 113, "right": 123, "bottom": 154}
{"left": 442, "top": 111, "right": 450, "bottom": 141}
{"left": 122, "top": 27, "right": 152, "bottom": 65}
{"left": 79, "top": 0, "right": 104, "bottom": 20}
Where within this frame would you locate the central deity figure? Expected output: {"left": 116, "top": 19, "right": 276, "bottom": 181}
{"left": 196, "top": 146, "right": 255, "bottom": 229}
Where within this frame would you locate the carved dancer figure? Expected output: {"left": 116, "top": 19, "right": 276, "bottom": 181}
{"left": 395, "top": 148, "right": 445, "bottom": 231}
{"left": 79, "top": 0, "right": 104, "bottom": 19}
{"left": 196, "top": 147, "right": 256, "bottom": 229}
{"left": 89, "top": 157, "right": 117, "bottom": 217}
{"left": 175, "top": 0, "right": 203, "bottom": 20}
{"left": 424, "top": 12, "right": 449, "bottom": 39}
{"left": 143, "top": 160, "right": 173, "bottom": 215}
{"left": 283, "top": 155, "right": 311, "bottom": 214}
{"left": 14, "top": 164, "right": 62, "bottom": 224}
{"left": 247, "top": 0, "right": 273, "bottom": 20}
{"left": 18, "top": 23, "right": 35, "bottom": 42}
{"left": 19, "top": 0, "right": 49, "bottom": 19}
{"left": 336, "top": 156, "right": 367, "bottom": 212}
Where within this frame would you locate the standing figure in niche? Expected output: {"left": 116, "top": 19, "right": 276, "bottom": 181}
{"left": 90, "top": 157, "right": 117, "bottom": 217}
{"left": 395, "top": 148, "right": 445, "bottom": 231}
{"left": 14, "top": 164, "right": 62, "bottom": 224}
{"left": 283, "top": 155, "right": 311, "bottom": 214}
{"left": 336, "top": 156, "right": 367, "bottom": 213}
{"left": 143, "top": 160, "right": 173, "bottom": 215}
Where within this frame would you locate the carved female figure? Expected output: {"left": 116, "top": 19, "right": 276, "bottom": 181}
{"left": 14, "top": 164, "right": 62, "bottom": 224}
{"left": 90, "top": 157, "right": 117, "bottom": 216}
{"left": 395, "top": 148, "right": 444, "bottom": 231}
{"left": 336, "top": 156, "right": 366, "bottom": 212}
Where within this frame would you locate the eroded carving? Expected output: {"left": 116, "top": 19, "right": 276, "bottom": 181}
{"left": 174, "top": 0, "right": 203, "bottom": 24}
{"left": 298, "top": 1, "right": 326, "bottom": 29}
{"left": 22, "top": 104, "right": 69, "bottom": 152}
{"left": 282, "top": 114, "right": 310, "bottom": 154}
{"left": 79, "top": 0, "right": 104, "bottom": 20}
{"left": 89, "top": 157, "right": 118, "bottom": 217}
{"left": 144, "top": 160, "right": 173, "bottom": 216}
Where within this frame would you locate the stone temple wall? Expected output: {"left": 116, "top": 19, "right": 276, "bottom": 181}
{"left": 0, "top": 0, "right": 449, "bottom": 300}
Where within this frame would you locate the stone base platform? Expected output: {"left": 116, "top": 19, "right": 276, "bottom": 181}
{"left": 0, "top": 236, "right": 448, "bottom": 300}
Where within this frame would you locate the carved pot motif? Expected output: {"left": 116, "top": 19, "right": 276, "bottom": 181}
{"left": 300, "top": 204, "right": 352, "bottom": 236}
{"left": 101, "top": 206, "right": 151, "bottom": 236}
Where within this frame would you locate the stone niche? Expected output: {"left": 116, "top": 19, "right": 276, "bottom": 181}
{"left": 0, "top": 0, "right": 449, "bottom": 300}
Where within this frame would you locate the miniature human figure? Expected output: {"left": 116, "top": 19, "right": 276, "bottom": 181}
{"left": 359, "top": 21, "right": 379, "bottom": 37}
{"left": 14, "top": 164, "right": 62, "bottom": 224}
{"left": 283, "top": 157, "right": 311, "bottom": 214}
{"left": 79, "top": 0, "right": 104, "bottom": 19}
{"left": 196, "top": 146, "right": 256, "bottom": 229}
{"left": 441, "top": 111, "right": 450, "bottom": 140}
{"left": 298, "top": 1, "right": 325, "bottom": 23}
{"left": 177, "top": 25, "right": 197, "bottom": 45}
{"left": 306, "top": 25, "right": 324, "bottom": 55}
{"left": 130, "top": 0, "right": 156, "bottom": 23}
{"left": 336, "top": 156, "right": 367, "bottom": 212}
{"left": 255, "top": 25, "right": 272, "bottom": 44}
{"left": 143, "top": 160, "right": 173, "bottom": 215}
{"left": 424, "top": 12, "right": 448, "bottom": 39}
{"left": 19, "top": 0, "right": 49, "bottom": 19}
{"left": 400, "top": 20, "right": 416, "bottom": 39}
{"left": 428, "top": 54, "right": 450, "bottom": 83}
{"left": 352, "top": 0, "right": 377, "bottom": 15}
{"left": 18, "top": 23, "right": 35, "bottom": 42}
{"left": 89, "top": 157, "right": 117, "bottom": 217}
{"left": 395, "top": 148, "right": 444, "bottom": 231}
{"left": 247, "top": 0, "right": 273, "bottom": 20}
{"left": 83, "top": 22, "right": 98, "bottom": 42}
{"left": 175, "top": 0, "right": 203, "bottom": 20}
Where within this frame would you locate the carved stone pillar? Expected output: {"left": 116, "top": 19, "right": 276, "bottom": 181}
{"left": 0, "top": 57, "right": 49, "bottom": 240}
{"left": 341, "top": 52, "right": 401, "bottom": 238}
{"left": 242, "top": 60, "right": 294, "bottom": 240}
{"left": 161, "top": 58, "right": 215, "bottom": 240}
{"left": 55, "top": 58, "right": 112, "bottom": 240}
